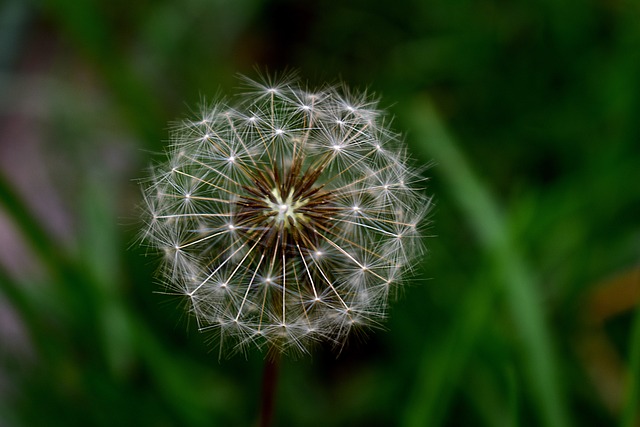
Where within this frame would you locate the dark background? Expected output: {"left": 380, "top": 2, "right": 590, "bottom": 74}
{"left": 1, "top": 0, "right": 639, "bottom": 426}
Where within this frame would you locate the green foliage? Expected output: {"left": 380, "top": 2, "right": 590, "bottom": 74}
{"left": 1, "top": 0, "right": 639, "bottom": 426}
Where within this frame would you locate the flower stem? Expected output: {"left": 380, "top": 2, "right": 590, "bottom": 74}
{"left": 259, "top": 353, "right": 280, "bottom": 427}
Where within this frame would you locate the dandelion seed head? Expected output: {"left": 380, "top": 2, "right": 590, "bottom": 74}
{"left": 140, "top": 75, "right": 430, "bottom": 356}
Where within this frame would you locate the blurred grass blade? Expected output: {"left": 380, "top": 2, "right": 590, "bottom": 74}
{"left": 464, "top": 361, "right": 519, "bottom": 427}
{"left": 402, "top": 273, "right": 494, "bottom": 427}
{"left": 41, "top": 0, "right": 164, "bottom": 145}
{"left": 0, "top": 171, "right": 62, "bottom": 269}
{"left": 403, "top": 98, "right": 570, "bottom": 427}
{"left": 621, "top": 268, "right": 640, "bottom": 427}
{"left": 78, "top": 172, "right": 133, "bottom": 378}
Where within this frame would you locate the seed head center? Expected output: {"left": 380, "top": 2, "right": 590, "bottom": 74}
{"left": 268, "top": 187, "right": 308, "bottom": 228}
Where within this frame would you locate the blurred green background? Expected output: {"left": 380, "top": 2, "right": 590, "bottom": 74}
{"left": 1, "top": 0, "right": 639, "bottom": 426}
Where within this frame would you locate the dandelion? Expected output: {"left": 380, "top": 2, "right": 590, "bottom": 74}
{"left": 140, "top": 74, "right": 430, "bottom": 356}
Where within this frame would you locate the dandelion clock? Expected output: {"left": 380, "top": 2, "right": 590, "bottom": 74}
{"left": 141, "top": 75, "right": 429, "bottom": 359}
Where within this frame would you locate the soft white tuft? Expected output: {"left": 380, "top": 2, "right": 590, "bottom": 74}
{"left": 140, "top": 75, "right": 430, "bottom": 356}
